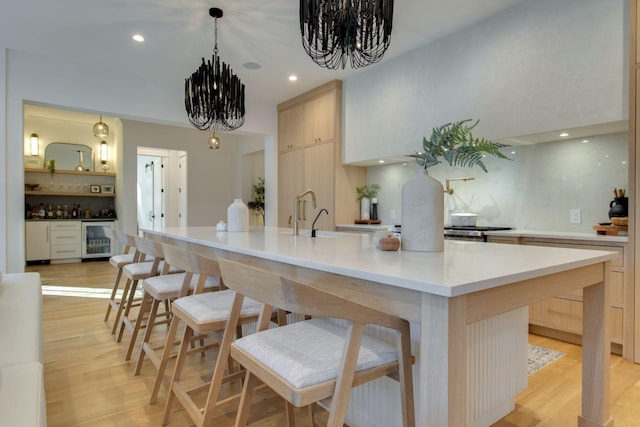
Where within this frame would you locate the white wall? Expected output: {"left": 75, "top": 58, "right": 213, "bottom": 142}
{"left": 368, "top": 132, "right": 628, "bottom": 233}
{"left": 343, "top": 0, "right": 627, "bottom": 164}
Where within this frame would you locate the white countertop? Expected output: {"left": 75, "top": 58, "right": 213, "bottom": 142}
{"left": 145, "top": 226, "right": 617, "bottom": 298}
{"left": 485, "top": 229, "right": 628, "bottom": 243}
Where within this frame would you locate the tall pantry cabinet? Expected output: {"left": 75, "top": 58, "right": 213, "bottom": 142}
{"left": 277, "top": 80, "right": 365, "bottom": 231}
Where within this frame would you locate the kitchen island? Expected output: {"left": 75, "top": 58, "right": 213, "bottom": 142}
{"left": 143, "top": 226, "right": 616, "bottom": 427}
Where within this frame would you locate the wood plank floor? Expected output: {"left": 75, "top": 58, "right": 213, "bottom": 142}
{"left": 28, "top": 261, "right": 640, "bottom": 427}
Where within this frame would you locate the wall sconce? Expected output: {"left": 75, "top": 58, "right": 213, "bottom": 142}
{"left": 30, "top": 133, "right": 39, "bottom": 156}
{"left": 100, "top": 140, "right": 108, "bottom": 164}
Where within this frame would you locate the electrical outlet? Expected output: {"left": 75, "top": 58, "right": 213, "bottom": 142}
{"left": 570, "top": 209, "right": 581, "bottom": 224}
{"left": 390, "top": 209, "right": 396, "bottom": 220}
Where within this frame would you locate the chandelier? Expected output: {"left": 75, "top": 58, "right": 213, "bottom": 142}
{"left": 299, "top": 0, "right": 394, "bottom": 70}
{"left": 185, "top": 7, "right": 245, "bottom": 147}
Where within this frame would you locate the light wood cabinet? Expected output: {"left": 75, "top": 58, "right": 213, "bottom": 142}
{"left": 277, "top": 80, "right": 366, "bottom": 231}
{"left": 25, "top": 221, "right": 50, "bottom": 262}
{"left": 498, "top": 236, "right": 628, "bottom": 353}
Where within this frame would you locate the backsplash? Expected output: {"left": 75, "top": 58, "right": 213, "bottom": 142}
{"left": 366, "top": 132, "right": 628, "bottom": 233}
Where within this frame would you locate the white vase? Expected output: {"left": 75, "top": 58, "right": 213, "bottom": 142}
{"left": 227, "top": 199, "right": 249, "bottom": 232}
{"left": 360, "top": 197, "right": 370, "bottom": 220}
{"left": 401, "top": 169, "right": 444, "bottom": 252}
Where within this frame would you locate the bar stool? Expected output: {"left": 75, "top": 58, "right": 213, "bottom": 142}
{"left": 217, "top": 258, "right": 416, "bottom": 427}
{"left": 110, "top": 232, "right": 150, "bottom": 335}
{"left": 103, "top": 228, "right": 137, "bottom": 323}
{"left": 159, "top": 253, "right": 271, "bottom": 426}
{"left": 116, "top": 236, "right": 183, "bottom": 360}
{"left": 133, "top": 243, "right": 221, "bottom": 377}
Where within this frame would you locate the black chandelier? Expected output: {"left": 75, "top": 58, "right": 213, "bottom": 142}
{"left": 185, "top": 7, "right": 245, "bottom": 147}
{"left": 299, "top": 0, "right": 394, "bottom": 70}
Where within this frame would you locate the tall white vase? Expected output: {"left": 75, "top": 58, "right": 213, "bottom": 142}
{"left": 360, "top": 197, "right": 371, "bottom": 220}
{"left": 401, "top": 169, "right": 444, "bottom": 252}
{"left": 227, "top": 199, "right": 249, "bottom": 232}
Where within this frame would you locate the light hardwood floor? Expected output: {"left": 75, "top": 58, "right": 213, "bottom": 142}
{"left": 28, "top": 261, "right": 640, "bottom": 427}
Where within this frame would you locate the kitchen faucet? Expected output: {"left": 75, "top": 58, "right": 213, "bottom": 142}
{"left": 293, "top": 189, "right": 317, "bottom": 235}
{"left": 311, "top": 209, "right": 329, "bottom": 237}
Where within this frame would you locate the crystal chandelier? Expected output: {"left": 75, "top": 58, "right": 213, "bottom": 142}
{"left": 299, "top": 0, "right": 394, "bottom": 70}
{"left": 185, "top": 7, "right": 245, "bottom": 148}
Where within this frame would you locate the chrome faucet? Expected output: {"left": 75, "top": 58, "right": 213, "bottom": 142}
{"left": 293, "top": 189, "right": 317, "bottom": 235}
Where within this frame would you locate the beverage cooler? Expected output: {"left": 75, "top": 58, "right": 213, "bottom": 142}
{"left": 82, "top": 221, "right": 115, "bottom": 259}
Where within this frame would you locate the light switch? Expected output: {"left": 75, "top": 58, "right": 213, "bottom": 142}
{"left": 570, "top": 209, "right": 581, "bottom": 224}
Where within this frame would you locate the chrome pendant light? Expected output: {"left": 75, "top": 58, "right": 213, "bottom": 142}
{"left": 93, "top": 115, "right": 109, "bottom": 138}
{"left": 300, "top": 0, "right": 394, "bottom": 69}
{"left": 185, "top": 7, "right": 245, "bottom": 148}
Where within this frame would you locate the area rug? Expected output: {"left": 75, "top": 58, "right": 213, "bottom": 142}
{"left": 528, "top": 344, "right": 565, "bottom": 375}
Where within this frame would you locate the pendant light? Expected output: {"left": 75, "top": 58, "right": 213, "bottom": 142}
{"left": 300, "top": 0, "right": 394, "bottom": 69}
{"left": 93, "top": 115, "right": 109, "bottom": 138}
{"left": 185, "top": 7, "right": 245, "bottom": 149}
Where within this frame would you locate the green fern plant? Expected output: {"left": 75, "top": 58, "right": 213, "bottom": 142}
{"left": 413, "top": 119, "right": 509, "bottom": 172}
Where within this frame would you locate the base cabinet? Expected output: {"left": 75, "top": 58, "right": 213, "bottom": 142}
{"left": 25, "top": 222, "right": 50, "bottom": 262}
{"left": 488, "top": 234, "right": 627, "bottom": 354}
{"left": 50, "top": 221, "right": 81, "bottom": 260}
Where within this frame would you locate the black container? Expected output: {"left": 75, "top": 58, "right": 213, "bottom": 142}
{"left": 608, "top": 197, "right": 628, "bottom": 218}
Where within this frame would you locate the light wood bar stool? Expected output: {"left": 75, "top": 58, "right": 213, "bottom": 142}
{"left": 103, "top": 228, "right": 137, "bottom": 323}
{"left": 217, "top": 258, "right": 416, "bottom": 427}
{"left": 133, "top": 243, "right": 221, "bottom": 377}
{"left": 160, "top": 255, "right": 272, "bottom": 426}
{"left": 117, "top": 236, "right": 184, "bottom": 360}
{"left": 109, "top": 232, "right": 150, "bottom": 335}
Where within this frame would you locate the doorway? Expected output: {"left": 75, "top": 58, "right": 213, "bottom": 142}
{"left": 137, "top": 147, "right": 186, "bottom": 232}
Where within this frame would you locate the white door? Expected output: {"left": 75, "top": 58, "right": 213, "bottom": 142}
{"left": 137, "top": 155, "right": 165, "bottom": 231}
{"left": 178, "top": 154, "right": 187, "bottom": 227}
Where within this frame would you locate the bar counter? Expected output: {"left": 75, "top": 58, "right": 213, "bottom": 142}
{"left": 143, "top": 226, "right": 616, "bottom": 427}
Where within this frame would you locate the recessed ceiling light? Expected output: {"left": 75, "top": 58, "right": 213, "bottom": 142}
{"left": 582, "top": 139, "right": 589, "bottom": 143}
{"left": 243, "top": 62, "right": 261, "bottom": 70}
{"left": 289, "top": 75, "right": 298, "bottom": 81}
{"left": 559, "top": 132, "right": 569, "bottom": 137}
{"left": 378, "top": 160, "right": 385, "bottom": 163}
{"left": 132, "top": 34, "right": 144, "bottom": 42}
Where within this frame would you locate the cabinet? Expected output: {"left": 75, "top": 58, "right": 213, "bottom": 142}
{"left": 277, "top": 80, "right": 366, "bottom": 231}
{"left": 488, "top": 235, "right": 628, "bottom": 354}
{"left": 50, "top": 221, "right": 81, "bottom": 260}
{"left": 25, "top": 222, "right": 50, "bottom": 262}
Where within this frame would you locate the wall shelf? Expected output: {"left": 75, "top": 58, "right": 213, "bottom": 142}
{"left": 25, "top": 191, "right": 115, "bottom": 197}
{"left": 24, "top": 168, "right": 116, "bottom": 177}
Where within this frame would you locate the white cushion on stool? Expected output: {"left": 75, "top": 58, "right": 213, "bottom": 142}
{"left": 143, "top": 273, "right": 221, "bottom": 300}
{"left": 109, "top": 252, "right": 137, "bottom": 268}
{"left": 0, "top": 362, "right": 47, "bottom": 427}
{"left": 233, "top": 318, "right": 398, "bottom": 389}
{"left": 123, "top": 260, "right": 182, "bottom": 278}
{"left": 172, "top": 290, "right": 263, "bottom": 323}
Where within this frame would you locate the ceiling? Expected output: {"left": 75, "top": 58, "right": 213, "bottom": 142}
{"left": 3, "top": 0, "right": 527, "bottom": 111}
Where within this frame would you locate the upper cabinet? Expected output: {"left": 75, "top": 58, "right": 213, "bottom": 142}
{"left": 278, "top": 82, "right": 337, "bottom": 153}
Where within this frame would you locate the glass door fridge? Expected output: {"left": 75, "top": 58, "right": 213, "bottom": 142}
{"left": 81, "top": 221, "right": 115, "bottom": 259}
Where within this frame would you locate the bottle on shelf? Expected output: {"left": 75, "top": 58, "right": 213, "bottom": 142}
{"left": 56, "top": 205, "right": 62, "bottom": 219}
{"left": 71, "top": 204, "right": 77, "bottom": 219}
{"left": 63, "top": 205, "right": 68, "bottom": 219}
{"left": 47, "top": 204, "right": 54, "bottom": 219}
{"left": 38, "top": 203, "right": 46, "bottom": 219}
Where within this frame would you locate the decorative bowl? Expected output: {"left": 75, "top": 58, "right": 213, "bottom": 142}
{"left": 25, "top": 183, "right": 40, "bottom": 191}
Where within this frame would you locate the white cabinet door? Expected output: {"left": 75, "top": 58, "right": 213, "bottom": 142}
{"left": 25, "top": 221, "right": 50, "bottom": 261}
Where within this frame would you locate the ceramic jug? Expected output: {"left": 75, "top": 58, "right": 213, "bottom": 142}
{"left": 608, "top": 197, "right": 628, "bottom": 219}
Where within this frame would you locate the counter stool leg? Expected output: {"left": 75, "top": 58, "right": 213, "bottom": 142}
{"left": 104, "top": 268, "right": 124, "bottom": 322}
{"left": 111, "top": 277, "right": 132, "bottom": 335}
{"left": 149, "top": 315, "right": 181, "bottom": 404}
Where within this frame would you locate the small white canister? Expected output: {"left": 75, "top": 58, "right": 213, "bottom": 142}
{"left": 227, "top": 199, "right": 249, "bottom": 232}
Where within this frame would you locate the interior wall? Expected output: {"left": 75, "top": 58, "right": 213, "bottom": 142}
{"left": 123, "top": 120, "right": 263, "bottom": 230}
{"left": 343, "top": 0, "right": 628, "bottom": 164}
